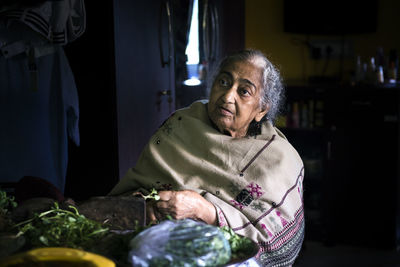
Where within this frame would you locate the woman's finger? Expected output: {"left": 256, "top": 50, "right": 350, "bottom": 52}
{"left": 158, "top": 190, "right": 173, "bottom": 201}
{"left": 146, "top": 201, "right": 157, "bottom": 223}
{"left": 155, "top": 199, "right": 170, "bottom": 209}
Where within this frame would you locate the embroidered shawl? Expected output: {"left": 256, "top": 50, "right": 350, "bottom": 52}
{"left": 109, "top": 100, "right": 305, "bottom": 266}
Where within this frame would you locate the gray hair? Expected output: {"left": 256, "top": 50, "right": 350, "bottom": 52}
{"left": 208, "top": 49, "right": 285, "bottom": 124}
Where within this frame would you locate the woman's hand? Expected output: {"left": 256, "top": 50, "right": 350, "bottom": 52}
{"left": 151, "top": 190, "right": 217, "bottom": 225}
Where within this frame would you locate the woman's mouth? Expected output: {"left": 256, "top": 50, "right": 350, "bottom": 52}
{"left": 218, "top": 106, "right": 233, "bottom": 116}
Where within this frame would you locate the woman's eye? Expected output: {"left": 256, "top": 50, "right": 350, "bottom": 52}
{"left": 219, "top": 78, "right": 229, "bottom": 87}
{"left": 240, "top": 88, "right": 250, "bottom": 96}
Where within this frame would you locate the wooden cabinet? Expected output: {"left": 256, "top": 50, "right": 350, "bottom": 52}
{"left": 281, "top": 84, "right": 400, "bottom": 249}
{"left": 113, "top": 0, "right": 176, "bottom": 178}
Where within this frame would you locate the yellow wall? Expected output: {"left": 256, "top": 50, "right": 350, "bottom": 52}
{"left": 245, "top": 0, "right": 400, "bottom": 83}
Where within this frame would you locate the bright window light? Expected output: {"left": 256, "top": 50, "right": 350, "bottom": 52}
{"left": 185, "top": 0, "right": 199, "bottom": 65}
{"left": 183, "top": 77, "right": 201, "bottom": 86}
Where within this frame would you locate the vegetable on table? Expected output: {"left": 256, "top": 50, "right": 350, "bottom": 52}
{"left": 220, "top": 226, "right": 255, "bottom": 260}
{"left": 13, "top": 202, "right": 109, "bottom": 250}
{"left": 130, "top": 219, "right": 232, "bottom": 267}
{"left": 1, "top": 188, "right": 257, "bottom": 266}
{"left": 0, "top": 189, "right": 17, "bottom": 216}
{"left": 0, "top": 189, "right": 18, "bottom": 231}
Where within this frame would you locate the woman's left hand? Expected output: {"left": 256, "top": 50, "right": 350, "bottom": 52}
{"left": 154, "top": 190, "right": 217, "bottom": 225}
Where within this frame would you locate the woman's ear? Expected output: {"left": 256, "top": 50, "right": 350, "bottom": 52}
{"left": 255, "top": 105, "right": 269, "bottom": 122}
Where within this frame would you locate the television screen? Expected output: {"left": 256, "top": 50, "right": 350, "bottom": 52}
{"left": 283, "top": 0, "right": 378, "bottom": 35}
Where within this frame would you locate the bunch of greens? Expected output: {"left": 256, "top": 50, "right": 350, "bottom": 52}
{"left": 0, "top": 189, "right": 17, "bottom": 216}
{"left": 14, "top": 202, "right": 109, "bottom": 249}
{"left": 130, "top": 219, "right": 231, "bottom": 267}
{"left": 220, "top": 226, "right": 255, "bottom": 260}
{"left": 0, "top": 189, "right": 18, "bottom": 231}
{"left": 162, "top": 220, "right": 231, "bottom": 266}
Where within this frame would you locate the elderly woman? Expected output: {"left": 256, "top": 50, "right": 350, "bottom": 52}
{"left": 109, "top": 49, "right": 304, "bottom": 266}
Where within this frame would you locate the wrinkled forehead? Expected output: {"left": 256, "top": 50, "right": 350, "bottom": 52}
{"left": 221, "top": 56, "right": 265, "bottom": 75}
{"left": 219, "top": 59, "right": 264, "bottom": 85}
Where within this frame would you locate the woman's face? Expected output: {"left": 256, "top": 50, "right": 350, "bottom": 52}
{"left": 207, "top": 60, "right": 268, "bottom": 138}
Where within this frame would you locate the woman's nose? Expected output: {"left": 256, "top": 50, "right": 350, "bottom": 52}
{"left": 220, "top": 86, "right": 236, "bottom": 103}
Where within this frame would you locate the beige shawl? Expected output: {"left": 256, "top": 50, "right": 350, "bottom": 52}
{"left": 109, "top": 100, "right": 304, "bottom": 248}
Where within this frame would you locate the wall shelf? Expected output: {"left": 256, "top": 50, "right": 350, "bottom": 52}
{"left": 282, "top": 84, "right": 400, "bottom": 249}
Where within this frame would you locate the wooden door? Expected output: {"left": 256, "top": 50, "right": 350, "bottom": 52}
{"left": 113, "top": 0, "right": 175, "bottom": 177}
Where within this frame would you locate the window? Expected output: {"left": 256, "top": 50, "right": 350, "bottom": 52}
{"left": 183, "top": 0, "right": 201, "bottom": 86}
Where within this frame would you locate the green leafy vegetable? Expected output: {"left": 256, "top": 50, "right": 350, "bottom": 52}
{"left": 14, "top": 202, "right": 109, "bottom": 249}
{"left": 220, "top": 226, "right": 254, "bottom": 259}
{"left": 142, "top": 188, "right": 160, "bottom": 201}
{"left": 0, "top": 189, "right": 17, "bottom": 216}
{"left": 130, "top": 219, "right": 231, "bottom": 267}
{"left": 163, "top": 221, "right": 231, "bottom": 266}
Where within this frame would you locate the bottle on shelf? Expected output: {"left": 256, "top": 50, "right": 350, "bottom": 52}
{"left": 354, "top": 55, "right": 365, "bottom": 83}
{"left": 366, "top": 57, "right": 377, "bottom": 84}
{"left": 387, "top": 62, "right": 397, "bottom": 84}
{"left": 388, "top": 49, "right": 398, "bottom": 84}
{"left": 375, "top": 46, "right": 386, "bottom": 79}
{"left": 314, "top": 100, "right": 324, "bottom": 128}
{"left": 300, "top": 101, "right": 307, "bottom": 128}
{"left": 377, "top": 65, "right": 384, "bottom": 84}
{"left": 308, "top": 99, "right": 315, "bottom": 128}
{"left": 292, "top": 102, "right": 300, "bottom": 128}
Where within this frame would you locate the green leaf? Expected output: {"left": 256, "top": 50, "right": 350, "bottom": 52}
{"left": 39, "top": 235, "right": 49, "bottom": 246}
{"left": 68, "top": 216, "right": 77, "bottom": 223}
{"left": 142, "top": 188, "right": 161, "bottom": 201}
{"left": 14, "top": 201, "right": 109, "bottom": 249}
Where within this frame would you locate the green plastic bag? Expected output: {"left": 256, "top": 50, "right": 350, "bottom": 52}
{"left": 129, "top": 219, "right": 231, "bottom": 267}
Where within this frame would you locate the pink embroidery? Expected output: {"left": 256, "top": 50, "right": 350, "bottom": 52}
{"left": 276, "top": 210, "right": 288, "bottom": 227}
{"left": 230, "top": 199, "right": 245, "bottom": 210}
{"left": 256, "top": 247, "right": 263, "bottom": 258}
{"left": 247, "top": 182, "right": 264, "bottom": 198}
{"left": 261, "top": 223, "right": 273, "bottom": 238}
{"left": 218, "top": 209, "right": 228, "bottom": 227}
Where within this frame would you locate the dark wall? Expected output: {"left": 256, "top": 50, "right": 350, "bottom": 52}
{"left": 64, "top": 1, "right": 119, "bottom": 201}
